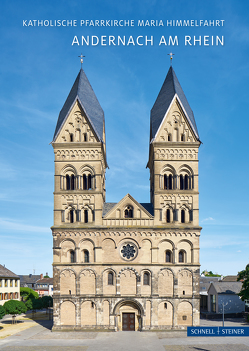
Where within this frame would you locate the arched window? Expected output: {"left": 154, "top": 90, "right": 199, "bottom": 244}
{"left": 164, "top": 174, "right": 173, "bottom": 190}
{"left": 181, "top": 209, "right": 185, "bottom": 223}
{"left": 83, "top": 174, "right": 87, "bottom": 190}
{"left": 70, "top": 133, "right": 74, "bottom": 142}
{"left": 181, "top": 133, "right": 185, "bottom": 141}
{"left": 164, "top": 174, "right": 168, "bottom": 189}
{"left": 179, "top": 171, "right": 192, "bottom": 190}
{"left": 180, "top": 175, "right": 184, "bottom": 190}
{"left": 166, "top": 250, "right": 172, "bottom": 263}
{"left": 168, "top": 134, "right": 172, "bottom": 141}
{"left": 84, "top": 250, "right": 89, "bottom": 263}
{"left": 71, "top": 174, "right": 75, "bottom": 190}
{"left": 108, "top": 272, "right": 114, "bottom": 285}
{"left": 168, "top": 174, "right": 173, "bottom": 190}
{"left": 143, "top": 272, "right": 150, "bottom": 285}
{"left": 76, "top": 209, "right": 81, "bottom": 222}
{"left": 83, "top": 174, "right": 93, "bottom": 190}
{"left": 70, "top": 210, "right": 74, "bottom": 223}
{"left": 84, "top": 209, "right": 88, "bottom": 223}
{"left": 83, "top": 133, "right": 87, "bottom": 142}
{"left": 124, "top": 206, "right": 133, "bottom": 218}
{"left": 66, "top": 175, "right": 70, "bottom": 190}
{"left": 163, "top": 166, "right": 175, "bottom": 190}
{"left": 179, "top": 250, "right": 186, "bottom": 263}
{"left": 88, "top": 174, "right": 92, "bottom": 190}
{"left": 166, "top": 209, "right": 170, "bottom": 223}
{"left": 65, "top": 174, "right": 75, "bottom": 190}
{"left": 184, "top": 175, "right": 189, "bottom": 190}
{"left": 70, "top": 250, "right": 75, "bottom": 263}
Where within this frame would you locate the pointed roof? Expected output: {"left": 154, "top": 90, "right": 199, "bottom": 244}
{"left": 150, "top": 66, "right": 200, "bottom": 141}
{"left": 53, "top": 68, "right": 105, "bottom": 142}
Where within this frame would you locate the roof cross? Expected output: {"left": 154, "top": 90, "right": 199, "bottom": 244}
{"left": 168, "top": 52, "right": 175, "bottom": 65}
{"left": 78, "top": 53, "right": 85, "bottom": 68}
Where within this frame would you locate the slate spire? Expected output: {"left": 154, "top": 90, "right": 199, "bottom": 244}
{"left": 53, "top": 68, "right": 105, "bottom": 142}
{"left": 150, "top": 66, "right": 200, "bottom": 142}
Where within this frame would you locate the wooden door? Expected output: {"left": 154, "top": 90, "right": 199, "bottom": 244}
{"left": 122, "top": 313, "right": 135, "bottom": 331}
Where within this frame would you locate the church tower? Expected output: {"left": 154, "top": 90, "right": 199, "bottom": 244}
{"left": 148, "top": 66, "right": 201, "bottom": 228}
{"left": 52, "top": 68, "right": 107, "bottom": 228}
{"left": 51, "top": 64, "right": 201, "bottom": 331}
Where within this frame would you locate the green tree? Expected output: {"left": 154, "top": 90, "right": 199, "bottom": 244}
{"left": 41, "top": 296, "right": 53, "bottom": 308}
{"left": 237, "top": 264, "right": 249, "bottom": 301}
{"left": 25, "top": 298, "right": 43, "bottom": 311}
{"left": 0, "top": 305, "right": 5, "bottom": 319}
{"left": 20, "top": 287, "right": 39, "bottom": 301}
{"left": 25, "top": 299, "right": 34, "bottom": 311}
{"left": 4, "top": 300, "right": 27, "bottom": 322}
{"left": 32, "top": 298, "right": 43, "bottom": 310}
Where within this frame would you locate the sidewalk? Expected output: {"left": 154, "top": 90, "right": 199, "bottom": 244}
{"left": 0, "top": 310, "right": 51, "bottom": 339}
{"left": 1, "top": 317, "right": 249, "bottom": 351}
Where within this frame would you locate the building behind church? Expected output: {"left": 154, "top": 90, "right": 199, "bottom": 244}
{"left": 0, "top": 265, "right": 20, "bottom": 305}
{"left": 51, "top": 64, "right": 202, "bottom": 331}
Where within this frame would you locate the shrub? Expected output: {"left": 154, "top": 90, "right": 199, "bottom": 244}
{"left": 20, "top": 287, "right": 39, "bottom": 301}
{"left": 41, "top": 296, "right": 53, "bottom": 308}
{"left": 4, "top": 300, "right": 27, "bottom": 315}
{"left": 25, "top": 298, "right": 43, "bottom": 311}
{"left": 25, "top": 299, "right": 34, "bottom": 311}
{"left": 0, "top": 305, "right": 5, "bottom": 319}
{"left": 32, "top": 298, "right": 43, "bottom": 310}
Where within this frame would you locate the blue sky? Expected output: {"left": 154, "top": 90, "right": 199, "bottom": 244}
{"left": 0, "top": 0, "right": 248, "bottom": 277}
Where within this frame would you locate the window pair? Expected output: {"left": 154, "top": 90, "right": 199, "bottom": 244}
{"left": 180, "top": 174, "right": 191, "bottom": 190}
{"left": 69, "top": 209, "right": 88, "bottom": 223}
{"left": 70, "top": 249, "right": 89, "bottom": 263}
{"left": 69, "top": 133, "right": 88, "bottom": 142}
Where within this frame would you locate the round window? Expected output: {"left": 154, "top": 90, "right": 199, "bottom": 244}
{"left": 120, "top": 242, "right": 138, "bottom": 261}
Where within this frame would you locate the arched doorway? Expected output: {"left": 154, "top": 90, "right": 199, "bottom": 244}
{"left": 113, "top": 300, "right": 144, "bottom": 331}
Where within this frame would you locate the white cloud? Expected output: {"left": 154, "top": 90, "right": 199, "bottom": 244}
{"left": 201, "top": 217, "right": 215, "bottom": 223}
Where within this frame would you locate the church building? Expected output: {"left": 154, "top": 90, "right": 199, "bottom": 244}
{"left": 51, "top": 63, "right": 202, "bottom": 331}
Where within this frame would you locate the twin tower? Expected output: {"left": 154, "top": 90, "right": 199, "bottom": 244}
{"left": 51, "top": 65, "right": 202, "bottom": 331}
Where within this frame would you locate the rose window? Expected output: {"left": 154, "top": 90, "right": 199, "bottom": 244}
{"left": 120, "top": 243, "right": 137, "bottom": 260}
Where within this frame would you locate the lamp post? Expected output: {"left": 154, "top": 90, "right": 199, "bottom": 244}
{"left": 222, "top": 302, "right": 228, "bottom": 327}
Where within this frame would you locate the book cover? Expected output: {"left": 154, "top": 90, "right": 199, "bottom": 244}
{"left": 0, "top": 0, "right": 248, "bottom": 281}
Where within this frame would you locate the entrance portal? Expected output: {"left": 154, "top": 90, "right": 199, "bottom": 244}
{"left": 113, "top": 299, "right": 144, "bottom": 331}
{"left": 122, "top": 313, "right": 135, "bottom": 331}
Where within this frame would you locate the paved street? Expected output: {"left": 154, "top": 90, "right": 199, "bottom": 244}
{"left": 1, "top": 318, "right": 249, "bottom": 350}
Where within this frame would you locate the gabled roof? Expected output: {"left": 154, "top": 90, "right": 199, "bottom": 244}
{"left": 0, "top": 264, "right": 19, "bottom": 278}
{"left": 222, "top": 275, "right": 238, "bottom": 282}
{"left": 209, "top": 281, "right": 242, "bottom": 295}
{"left": 140, "top": 203, "right": 154, "bottom": 216}
{"left": 18, "top": 274, "right": 41, "bottom": 284}
{"left": 36, "top": 278, "right": 53, "bottom": 285}
{"left": 150, "top": 66, "right": 200, "bottom": 142}
{"left": 103, "top": 203, "right": 117, "bottom": 217}
{"left": 103, "top": 194, "right": 153, "bottom": 219}
{"left": 53, "top": 68, "right": 105, "bottom": 142}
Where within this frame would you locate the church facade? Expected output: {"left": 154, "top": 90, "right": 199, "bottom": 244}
{"left": 51, "top": 65, "right": 201, "bottom": 331}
